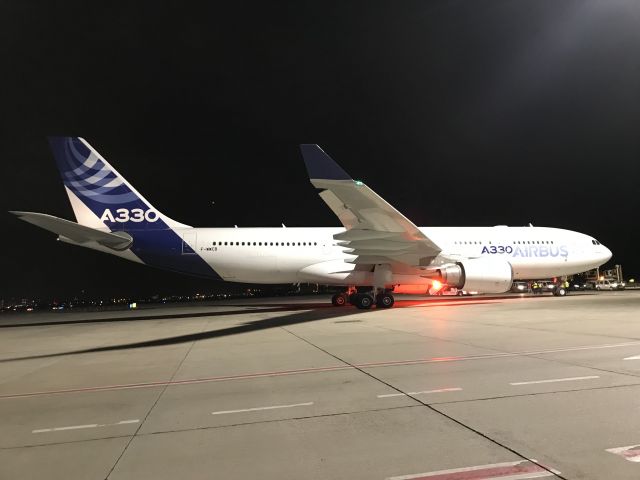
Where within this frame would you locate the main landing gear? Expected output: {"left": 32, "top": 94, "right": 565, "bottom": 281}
{"left": 330, "top": 291, "right": 395, "bottom": 310}
{"left": 331, "top": 265, "right": 396, "bottom": 310}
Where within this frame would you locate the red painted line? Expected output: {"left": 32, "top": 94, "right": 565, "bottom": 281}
{"left": 0, "top": 365, "right": 353, "bottom": 400}
{"left": 622, "top": 448, "right": 640, "bottom": 459}
{"left": 3, "top": 339, "right": 636, "bottom": 400}
{"left": 0, "top": 351, "right": 515, "bottom": 400}
{"left": 404, "top": 463, "right": 549, "bottom": 480}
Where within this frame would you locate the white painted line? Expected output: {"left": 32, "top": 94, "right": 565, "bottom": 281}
{"left": 386, "top": 459, "right": 557, "bottom": 479}
{"left": 211, "top": 402, "right": 313, "bottom": 415}
{"left": 116, "top": 419, "right": 141, "bottom": 425}
{"left": 378, "top": 388, "right": 462, "bottom": 398}
{"left": 32, "top": 419, "right": 140, "bottom": 434}
{"left": 510, "top": 375, "right": 599, "bottom": 386}
{"left": 606, "top": 445, "right": 640, "bottom": 462}
{"left": 624, "top": 355, "right": 640, "bottom": 360}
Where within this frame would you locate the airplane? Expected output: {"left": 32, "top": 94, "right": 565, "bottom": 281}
{"left": 11, "top": 137, "right": 612, "bottom": 309}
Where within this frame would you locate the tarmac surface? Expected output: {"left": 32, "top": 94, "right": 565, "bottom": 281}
{"left": 2, "top": 291, "right": 640, "bottom": 479}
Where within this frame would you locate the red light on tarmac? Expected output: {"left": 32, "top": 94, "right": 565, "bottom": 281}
{"left": 432, "top": 280, "right": 443, "bottom": 292}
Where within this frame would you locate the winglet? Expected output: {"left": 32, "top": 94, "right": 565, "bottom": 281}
{"left": 300, "top": 144, "right": 352, "bottom": 181}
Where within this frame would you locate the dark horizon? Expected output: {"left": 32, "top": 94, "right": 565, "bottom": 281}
{"left": 2, "top": 1, "right": 639, "bottom": 299}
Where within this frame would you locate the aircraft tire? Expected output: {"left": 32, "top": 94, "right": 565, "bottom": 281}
{"left": 376, "top": 293, "right": 394, "bottom": 308}
{"left": 331, "top": 293, "right": 347, "bottom": 306}
{"left": 353, "top": 293, "right": 374, "bottom": 310}
{"left": 553, "top": 287, "right": 567, "bottom": 297}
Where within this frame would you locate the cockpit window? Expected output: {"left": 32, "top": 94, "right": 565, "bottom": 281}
{"left": 592, "top": 239, "right": 601, "bottom": 245}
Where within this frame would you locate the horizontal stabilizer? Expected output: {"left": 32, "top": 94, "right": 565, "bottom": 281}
{"left": 10, "top": 211, "right": 133, "bottom": 251}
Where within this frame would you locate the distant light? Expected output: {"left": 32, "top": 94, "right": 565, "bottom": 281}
{"left": 354, "top": 180, "right": 364, "bottom": 186}
{"left": 630, "top": 279, "right": 635, "bottom": 283}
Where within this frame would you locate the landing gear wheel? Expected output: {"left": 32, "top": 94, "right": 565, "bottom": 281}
{"left": 554, "top": 287, "right": 567, "bottom": 297}
{"left": 353, "top": 293, "right": 374, "bottom": 310}
{"left": 376, "top": 293, "right": 395, "bottom": 308}
{"left": 331, "top": 293, "right": 348, "bottom": 306}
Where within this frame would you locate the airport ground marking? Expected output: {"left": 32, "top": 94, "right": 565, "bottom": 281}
{"left": 509, "top": 376, "right": 599, "bottom": 386}
{"left": 377, "top": 387, "right": 462, "bottom": 398}
{"left": 624, "top": 355, "right": 640, "bottom": 360}
{"left": 32, "top": 419, "right": 139, "bottom": 434}
{"left": 211, "top": 402, "right": 313, "bottom": 415}
{"left": 606, "top": 444, "right": 640, "bottom": 462}
{"left": 386, "top": 459, "right": 559, "bottom": 480}
{"left": 4, "top": 340, "right": 640, "bottom": 400}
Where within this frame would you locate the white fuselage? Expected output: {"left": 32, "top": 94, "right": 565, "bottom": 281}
{"left": 172, "top": 225, "right": 611, "bottom": 286}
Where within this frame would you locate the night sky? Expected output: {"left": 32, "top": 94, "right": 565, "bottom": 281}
{"left": 2, "top": 1, "right": 639, "bottom": 299}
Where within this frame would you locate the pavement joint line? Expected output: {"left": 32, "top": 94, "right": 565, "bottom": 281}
{"left": 104, "top": 315, "right": 210, "bottom": 479}
{"left": 10, "top": 380, "right": 640, "bottom": 449}
{"left": 0, "top": 404, "right": 422, "bottom": 451}
{"left": 374, "top": 322, "right": 640, "bottom": 385}
{"left": 211, "top": 402, "right": 314, "bottom": 415}
{"left": 5, "top": 340, "right": 640, "bottom": 400}
{"left": 509, "top": 376, "right": 600, "bottom": 386}
{"left": 279, "top": 326, "right": 567, "bottom": 480}
{"left": 431, "top": 316, "right": 640, "bottom": 344}
{"left": 32, "top": 419, "right": 140, "bottom": 434}
{"left": 378, "top": 388, "right": 462, "bottom": 398}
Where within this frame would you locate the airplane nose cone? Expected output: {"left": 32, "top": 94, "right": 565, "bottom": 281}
{"left": 601, "top": 246, "right": 612, "bottom": 263}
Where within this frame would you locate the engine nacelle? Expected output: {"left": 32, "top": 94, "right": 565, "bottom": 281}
{"left": 437, "top": 258, "right": 513, "bottom": 293}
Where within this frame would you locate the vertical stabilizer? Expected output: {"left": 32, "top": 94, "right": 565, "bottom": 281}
{"left": 48, "top": 137, "right": 189, "bottom": 231}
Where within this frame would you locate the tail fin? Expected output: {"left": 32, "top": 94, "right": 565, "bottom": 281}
{"left": 48, "top": 137, "right": 189, "bottom": 231}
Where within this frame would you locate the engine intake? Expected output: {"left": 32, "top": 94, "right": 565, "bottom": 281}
{"left": 437, "top": 258, "right": 513, "bottom": 293}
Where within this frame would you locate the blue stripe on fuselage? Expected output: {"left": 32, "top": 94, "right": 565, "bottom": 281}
{"left": 127, "top": 228, "right": 221, "bottom": 279}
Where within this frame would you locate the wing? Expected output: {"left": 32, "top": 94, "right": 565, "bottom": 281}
{"left": 300, "top": 144, "right": 441, "bottom": 266}
{"left": 11, "top": 211, "right": 133, "bottom": 251}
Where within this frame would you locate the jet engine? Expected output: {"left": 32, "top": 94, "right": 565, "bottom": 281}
{"left": 435, "top": 258, "right": 513, "bottom": 293}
